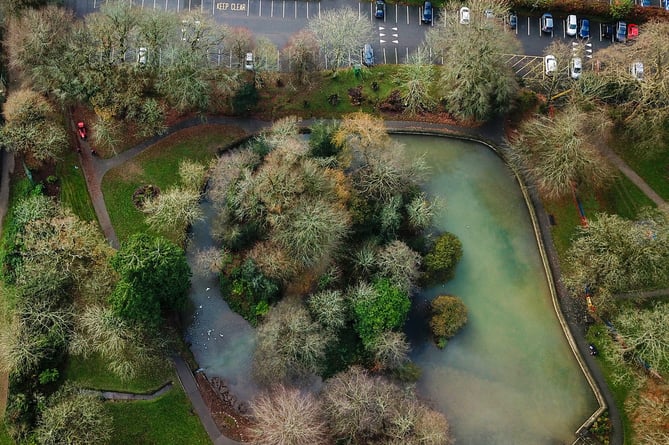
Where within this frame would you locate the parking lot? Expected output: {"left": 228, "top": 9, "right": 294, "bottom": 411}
{"left": 66, "top": 0, "right": 626, "bottom": 63}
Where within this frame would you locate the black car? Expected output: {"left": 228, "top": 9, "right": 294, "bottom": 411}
{"left": 375, "top": 0, "right": 385, "bottom": 19}
{"left": 602, "top": 23, "right": 613, "bottom": 40}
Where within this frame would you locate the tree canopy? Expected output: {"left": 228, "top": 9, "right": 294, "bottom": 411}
{"left": 110, "top": 233, "right": 191, "bottom": 328}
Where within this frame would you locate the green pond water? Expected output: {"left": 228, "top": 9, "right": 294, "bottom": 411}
{"left": 399, "top": 135, "right": 597, "bottom": 444}
{"left": 186, "top": 134, "right": 597, "bottom": 444}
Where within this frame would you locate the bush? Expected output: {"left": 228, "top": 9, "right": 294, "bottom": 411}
{"left": 423, "top": 232, "right": 463, "bottom": 283}
{"left": 430, "top": 295, "right": 468, "bottom": 348}
{"left": 351, "top": 279, "right": 410, "bottom": 348}
{"left": 220, "top": 258, "right": 281, "bottom": 326}
{"left": 232, "top": 82, "right": 259, "bottom": 116}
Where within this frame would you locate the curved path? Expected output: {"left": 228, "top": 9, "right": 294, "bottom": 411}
{"left": 5, "top": 114, "right": 662, "bottom": 444}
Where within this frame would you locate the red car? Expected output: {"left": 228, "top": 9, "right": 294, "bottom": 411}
{"left": 628, "top": 23, "right": 638, "bottom": 39}
{"left": 76, "top": 121, "right": 87, "bottom": 140}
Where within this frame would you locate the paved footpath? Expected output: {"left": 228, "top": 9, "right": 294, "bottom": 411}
{"left": 4, "top": 114, "right": 665, "bottom": 445}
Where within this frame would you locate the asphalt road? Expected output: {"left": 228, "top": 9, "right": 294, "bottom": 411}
{"left": 64, "top": 0, "right": 628, "bottom": 63}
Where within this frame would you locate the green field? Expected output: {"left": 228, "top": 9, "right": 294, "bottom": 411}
{"left": 101, "top": 125, "right": 247, "bottom": 244}
{"left": 106, "top": 386, "right": 210, "bottom": 445}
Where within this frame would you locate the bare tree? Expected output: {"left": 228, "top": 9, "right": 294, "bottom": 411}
{"left": 507, "top": 103, "right": 615, "bottom": 200}
{"left": 36, "top": 383, "right": 112, "bottom": 445}
{"left": 249, "top": 385, "right": 330, "bottom": 445}
{"left": 376, "top": 240, "right": 422, "bottom": 294}
{"left": 615, "top": 302, "right": 669, "bottom": 374}
{"left": 283, "top": 30, "right": 319, "bottom": 85}
{"left": 425, "top": 0, "right": 519, "bottom": 121}
{"left": 1, "top": 89, "right": 67, "bottom": 166}
{"left": 399, "top": 48, "right": 436, "bottom": 115}
{"left": 253, "top": 299, "right": 331, "bottom": 385}
{"left": 225, "top": 26, "right": 255, "bottom": 68}
{"left": 564, "top": 210, "right": 669, "bottom": 310}
{"left": 308, "top": 7, "right": 374, "bottom": 71}
{"left": 69, "top": 305, "right": 165, "bottom": 380}
{"left": 254, "top": 37, "right": 280, "bottom": 88}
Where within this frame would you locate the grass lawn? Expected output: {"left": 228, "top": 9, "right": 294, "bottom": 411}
{"left": 57, "top": 150, "right": 97, "bottom": 222}
{"left": 543, "top": 175, "right": 656, "bottom": 261}
{"left": 63, "top": 353, "right": 173, "bottom": 393}
{"left": 587, "top": 323, "right": 637, "bottom": 445}
{"left": 101, "top": 124, "right": 247, "bottom": 244}
{"left": 259, "top": 66, "right": 404, "bottom": 119}
{"left": 610, "top": 132, "right": 669, "bottom": 201}
{"left": 106, "top": 385, "right": 210, "bottom": 445}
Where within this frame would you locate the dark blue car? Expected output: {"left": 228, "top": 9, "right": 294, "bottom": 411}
{"left": 375, "top": 0, "right": 385, "bottom": 19}
{"left": 579, "top": 19, "right": 590, "bottom": 39}
{"left": 422, "top": 1, "right": 433, "bottom": 24}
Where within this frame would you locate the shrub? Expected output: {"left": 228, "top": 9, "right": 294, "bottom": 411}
{"left": 430, "top": 295, "right": 468, "bottom": 348}
{"left": 351, "top": 279, "right": 410, "bottom": 348}
{"left": 423, "top": 232, "right": 463, "bottom": 283}
{"left": 249, "top": 384, "right": 329, "bottom": 445}
{"left": 220, "top": 258, "right": 281, "bottom": 326}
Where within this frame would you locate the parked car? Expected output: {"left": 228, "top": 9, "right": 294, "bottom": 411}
{"left": 602, "top": 23, "right": 613, "bottom": 40}
{"left": 244, "top": 52, "right": 254, "bottom": 70}
{"left": 483, "top": 9, "right": 494, "bottom": 19}
{"left": 375, "top": 0, "right": 385, "bottom": 19}
{"left": 363, "top": 44, "right": 375, "bottom": 67}
{"left": 544, "top": 55, "right": 557, "bottom": 76}
{"left": 579, "top": 19, "right": 590, "bottom": 39}
{"left": 628, "top": 23, "right": 639, "bottom": 39}
{"left": 570, "top": 57, "right": 582, "bottom": 79}
{"left": 615, "top": 21, "right": 627, "bottom": 42}
{"left": 509, "top": 12, "right": 518, "bottom": 29}
{"left": 422, "top": 1, "right": 433, "bottom": 24}
{"left": 459, "top": 7, "right": 470, "bottom": 24}
{"left": 641, "top": 0, "right": 651, "bottom": 6}
{"left": 541, "top": 13, "right": 553, "bottom": 33}
{"left": 76, "top": 121, "right": 87, "bottom": 140}
{"left": 631, "top": 62, "right": 644, "bottom": 81}
{"left": 566, "top": 14, "right": 577, "bottom": 36}
{"left": 665, "top": 0, "right": 669, "bottom": 11}
{"left": 137, "top": 47, "right": 147, "bottom": 65}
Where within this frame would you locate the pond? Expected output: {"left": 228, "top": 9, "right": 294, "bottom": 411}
{"left": 185, "top": 134, "right": 597, "bottom": 444}
{"left": 400, "top": 135, "right": 597, "bottom": 444}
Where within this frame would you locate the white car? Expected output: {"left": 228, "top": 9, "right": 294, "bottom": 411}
{"left": 137, "top": 47, "right": 147, "bottom": 65}
{"left": 245, "top": 52, "right": 254, "bottom": 71}
{"left": 544, "top": 55, "right": 557, "bottom": 76}
{"left": 570, "top": 57, "right": 582, "bottom": 79}
{"left": 459, "top": 7, "right": 470, "bottom": 24}
{"left": 566, "top": 14, "right": 577, "bottom": 36}
{"left": 631, "top": 62, "right": 644, "bottom": 81}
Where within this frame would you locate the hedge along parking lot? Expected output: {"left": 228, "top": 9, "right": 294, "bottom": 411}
{"left": 101, "top": 125, "right": 247, "bottom": 244}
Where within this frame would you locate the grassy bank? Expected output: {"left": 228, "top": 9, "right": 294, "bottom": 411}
{"left": 101, "top": 124, "right": 246, "bottom": 244}
{"left": 106, "top": 386, "right": 210, "bottom": 445}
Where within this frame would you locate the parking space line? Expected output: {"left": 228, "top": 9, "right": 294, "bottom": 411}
{"left": 271, "top": 0, "right": 274, "bottom": 17}
{"left": 248, "top": 0, "right": 251, "bottom": 16}
{"left": 177, "top": 0, "right": 179, "bottom": 11}
{"left": 259, "top": 0, "right": 262, "bottom": 17}
{"left": 318, "top": 1, "right": 320, "bottom": 18}
{"left": 164, "top": 0, "right": 168, "bottom": 11}
{"left": 406, "top": 5, "right": 409, "bottom": 25}
{"left": 359, "top": 3, "right": 361, "bottom": 19}
{"left": 306, "top": 0, "right": 308, "bottom": 19}
{"left": 383, "top": 47, "right": 387, "bottom": 64}
{"left": 294, "top": 0, "right": 297, "bottom": 19}
{"left": 212, "top": 0, "right": 215, "bottom": 15}
{"left": 527, "top": 17, "right": 530, "bottom": 36}
{"left": 282, "top": 0, "right": 285, "bottom": 18}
